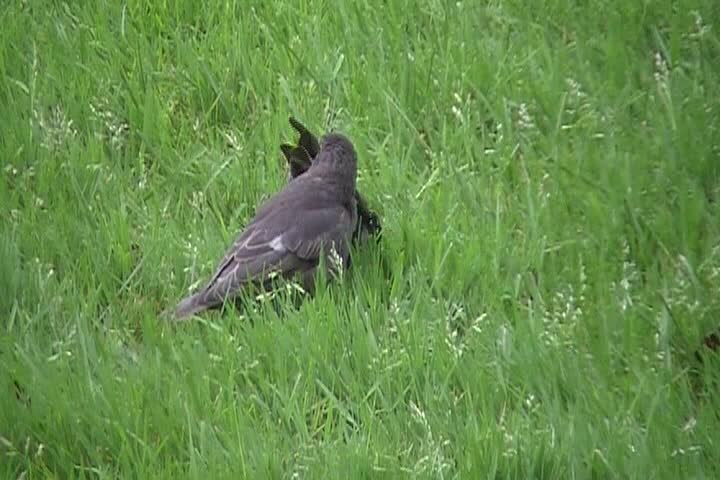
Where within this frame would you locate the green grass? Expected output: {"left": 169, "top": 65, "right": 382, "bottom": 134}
{"left": 2, "top": 0, "right": 720, "bottom": 477}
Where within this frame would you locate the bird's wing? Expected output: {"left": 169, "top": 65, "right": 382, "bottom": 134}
{"left": 253, "top": 176, "right": 339, "bottom": 221}
{"left": 353, "top": 190, "right": 382, "bottom": 240}
{"left": 280, "top": 143, "right": 312, "bottom": 178}
{"left": 289, "top": 117, "right": 320, "bottom": 157}
{"left": 281, "top": 203, "right": 356, "bottom": 262}
{"left": 190, "top": 190, "right": 355, "bottom": 308}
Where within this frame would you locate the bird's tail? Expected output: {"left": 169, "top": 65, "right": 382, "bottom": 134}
{"left": 167, "top": 293, "right": 206, "bottom": 321}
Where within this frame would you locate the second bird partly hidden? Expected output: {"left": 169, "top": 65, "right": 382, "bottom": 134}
{"left": 173, "top": 118, "right": 381, "bottom": 320}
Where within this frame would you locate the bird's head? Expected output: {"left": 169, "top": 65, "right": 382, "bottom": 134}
{"left": 310, "top": 133, "right": 358, "bottom": 193}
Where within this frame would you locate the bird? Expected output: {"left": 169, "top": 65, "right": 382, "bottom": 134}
{"left": 279, "top": 117, "right": 382, "bottom": 246}
{"left": 280, "top": 116, "right": 319, "bottom": 180}
{"left": 173, "top": 132, "right": 359, "bottom": 320}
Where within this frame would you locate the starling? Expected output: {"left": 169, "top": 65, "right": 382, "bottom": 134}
{"left": 280, "top": 117, "right": 382, "bottom": 245}
{"left": 173, "top": 133, "right": 359, "bottom": 320}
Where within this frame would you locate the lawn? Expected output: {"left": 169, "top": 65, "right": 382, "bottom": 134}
{"left": 1, "top": 0, "right": 719, "bottom": 478}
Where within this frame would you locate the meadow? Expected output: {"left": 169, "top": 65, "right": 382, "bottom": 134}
{"left": 1, "top": 0, "right": 719, "bottom": 478}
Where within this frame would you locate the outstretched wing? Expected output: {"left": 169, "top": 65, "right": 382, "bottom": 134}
{"left": 289, "top": 117, "right": 320, "bottom": 157}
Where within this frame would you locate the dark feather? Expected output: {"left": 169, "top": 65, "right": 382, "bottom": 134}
{"left": 289, "top": 116, "right": 320, "bottom": 157}
{"left": 280, "top": 117, "right": 382, "bottom": 244}
{"left": 174, "top": 134, "right": 357, "bottom": 320}
{"left": 280, "top": 143, "right": 312, "bottom": 179}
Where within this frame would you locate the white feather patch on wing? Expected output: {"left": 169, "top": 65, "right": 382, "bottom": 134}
{"left": 269, "top": 234, "right": 286, "bottom": 252}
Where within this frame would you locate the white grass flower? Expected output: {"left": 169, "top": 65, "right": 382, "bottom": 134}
{"left": 565, "top": 77, "right": 587, "bottom": 100}
{"left": 615, "top": 239, "right": 638, "bottom": 312}
{"left": 653, "top": 51, "right": 669, "bottom": 85}
{"left": 34, "top": 104, "right": 77, "bottom": 151}
{"left": 451, "top": 104, "right": 464, "bottom": 124}
{"left": 90, "top": 97, "right": 129, "bottom": 151}
{"left": 516, "top": 102, "right": 535, "bottom": 131}
{"left": 451, "top": 91, "right": 466, "bottom": 124}
{"left": 689, "top": 11, "right": 710, "bottom": 39}
{"left": 328, "top": 243, "right": 344, "bottom": 279}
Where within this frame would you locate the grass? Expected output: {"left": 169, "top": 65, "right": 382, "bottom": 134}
{"left": 1, "top": 0, "right": 719, "bottom": 477}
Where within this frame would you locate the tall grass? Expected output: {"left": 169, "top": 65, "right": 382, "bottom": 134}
{"left": 1, "top": 0, "right": 719, "bottom": 477}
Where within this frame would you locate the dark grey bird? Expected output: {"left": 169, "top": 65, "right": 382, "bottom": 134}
{"left": 173, "top": 132, "right": 359, "bottom": 320}
{"left": 280, "top": 117, "right": 382, "bottom": 247}
{"left": 280, "top": 117, "right": 319, "bottom": 180}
